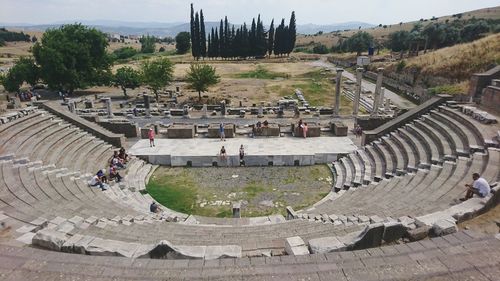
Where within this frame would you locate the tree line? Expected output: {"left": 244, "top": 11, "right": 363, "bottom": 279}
{"left": 386, "top": 18, "right": 499, "bottom": 54}
{"left": 0, "top": 23, "right": 221, "bottom": 101}
{"left": 0, "top": 28, "right": 32, "bottom": 46}
{"left": 190, "top": 4, "right": 296, "bottom": 59}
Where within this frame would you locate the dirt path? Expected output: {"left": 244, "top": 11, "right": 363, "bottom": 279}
{"left": 458, "top": 203, "right": 500, "bottom": 235}
{"left": 310, "top": 58, "right": 416, "bottom": 110}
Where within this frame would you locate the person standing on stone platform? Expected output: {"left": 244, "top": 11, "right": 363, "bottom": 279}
{"left": 148, "top": 128, "right": 155, "bottom": 147}
{"left": 219, "top": 122, "right": 225, "bottom": 141}
{"left": 302, "top": 123, "right": 308, "bottom": 138}
{"left": 239, "top": 145, "right": 245, "bottom": 166}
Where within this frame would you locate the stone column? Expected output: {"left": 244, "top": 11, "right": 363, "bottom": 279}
{"left": 258, "top": 101, "right": 264, "bottom": 118}
{"left": 232, "top": 202, "right": 241, "bottom": 218}
{"left": 201, "top": 104, "right": 208, "bottom": 118}
{"left": 334, "top": 68, "right": 344, "bottom": 116}
{"left": 68, "top": 100, "right": 76, "bottom": 113}
{"left": 143, "top": 95, "right": 151, "bottom": 118}
{"left": 371, "top": 68, "right": 384, "bottom": 116}
{"left": 352, "top": 67, "right": 363, "bottom": 116}
{"left": 379, "top": 87, "right": 386, "bottom": 112}
{"left": 385, "top": 98, "right": 391, "bottom": 112}
{"left": 104, "top": 97, "right": 113, "bottom": 117}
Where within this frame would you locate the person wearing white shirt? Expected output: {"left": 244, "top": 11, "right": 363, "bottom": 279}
{"left": 460, "top": 173, "right": 491, "bottom": 201}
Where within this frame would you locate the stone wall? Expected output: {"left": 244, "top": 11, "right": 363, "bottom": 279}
{"left": 356, "top": 116, "right": 394, "bottom": 131}
{"left": 480, "top": 85, "right": 500, "bottom": 114}
{"left": 97, "top": 120, "right": 139, "bottom": 138}
{"left": 468, "top": 65, "right": 500, "bottom": 102}
{"left": 361, "top": 95, "right": 451, "bottom": 145}
{"left": 40, "top": 101, "right": 127, "bottom": 148}
{"left": 208, "top": 123, "right": 236, "bottom": 138}
{"left": 167, "top": 124, "right": 196, "bottom": 139}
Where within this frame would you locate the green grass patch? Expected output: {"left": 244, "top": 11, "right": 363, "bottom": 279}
{"left": 244, "top": 181, "right": 268, "bottom": 198}
{"left": 234, "top": 65, "right": 289, "bottom": 79}
{"left": 146, "top": 170, "right": 198, "bottom": 214}
{"left": 428, "top": 84, "right": 466, "bottom": 96}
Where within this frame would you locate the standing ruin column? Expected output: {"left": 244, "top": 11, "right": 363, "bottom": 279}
{"left": 334, "top": 68, "right": 344, "bottom": 116}
{"left": 201, "top": 104, "right": 208, "bottom": 118}
{"left": 379, "top": 87, "right": 386, "bottom": 112}
{"left": 104, "top": 97, "right": 113, "bottom": 118}
{"left": 143, "top": 94, "right": 151, "bottom": 118}
{"left": 371, "top": 68, "right": 384, "bottom": 116}
{"left": 352, "top": 67, "right": 363, "bottom": 116}
{"left": 68, "top": 100, "right": 76, "bottom": 114}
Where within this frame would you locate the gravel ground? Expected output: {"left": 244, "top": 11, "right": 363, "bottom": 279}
{"left": 150, "top": 165, "right": 333, "bottom": 217}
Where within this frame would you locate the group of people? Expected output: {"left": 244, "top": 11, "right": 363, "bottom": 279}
{"left": 89, "top": 148, "right": 129, "bottom": 190}
{"left": 219, "top": 144, "right": 245, "bottom": 166}
{"left": 297, "top": 119, "right": 308, "bottom": 138}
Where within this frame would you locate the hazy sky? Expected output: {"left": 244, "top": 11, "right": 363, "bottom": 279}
{"left": 1, "top": 0, "right": 498, "bottom": 25}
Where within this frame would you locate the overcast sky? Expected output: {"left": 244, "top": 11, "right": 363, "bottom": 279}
{"left": 1, "top": 0, "right": 498, "bottom": 25}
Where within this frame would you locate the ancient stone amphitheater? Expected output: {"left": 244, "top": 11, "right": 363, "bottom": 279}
{"left": 0, "top": 98, "right": 499, "bottom": 280}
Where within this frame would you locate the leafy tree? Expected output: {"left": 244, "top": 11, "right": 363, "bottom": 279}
{"left": 175, "top": 31, "right": 191, "bottom": 54}
{"left": 344, "top": 31, "right": 373, "bottom": 55}
{"left": 140, "top": 35, "right": 156, "bottom": 53}
{"left": 32, "top": 24, "right": 111, "bottom": 93}
{"left": 1, "top": 56, "right": 39, "bottom": 92}
{"left": 312, "top": 44, "right": 329, "bottom": 54}
{"left": 112, "top": 46, "right": 137, "bottom": 60}
{"left": 113, "top": 66, "right": 141, "bottom": 97}
{"left": 185, "top": 64, "right": 220, "bottom": 99}
{"left": 387, "top": 30, "right": 411, "bottom": 52}
{"left": 461, "top": 20, "right": 490, "bottom": 42}
{"left": 141, "top": 57, "right": 174, "bottom": 100}
{"left": 422, "top": 23, "right": 445, "bottom": 49}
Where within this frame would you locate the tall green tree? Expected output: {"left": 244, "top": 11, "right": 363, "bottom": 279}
{"left": 140, "top": 35, "right": 156, "bottom": 53}
{"left": 32, "top": 24, "right": 111, "bottom": 93}
{"left": 387, "top": 30, "right": 411, "bottom": 52}
{"left": 185, "top": 64, "right": 220, "bottom": 99}
{"left": 267, "top": 19, "right": 275, "bottom": 57}
{"left": 113, "top": 66, "right": 141, "bottom": 97}
{"left": 193, "top": 12, "right": 201, "bottom": 59}
{"left": 141, "top": 57, "right": 174, "bottom": 101}
{"left": 219, "top": 20, "right": 224, "bottom": 59}
{"left": 1, "top": 57, "right": 38, "bottom": 92}
{"left": 175, "top": 31, "right": 191, "bottom": 54}
{"left": 224, "top": 16, "right": 229, "bottom": 59}
{"left": 288, "top": 11, "right": 296, "bottom": 54}
{"left": 344, "top": 31, "right": 373, "bottom": 55}
{"left": 214, "top": 29, "right": 220, "bottom": 58}
{"left": 190, "top": 3, "right": 196, "bottom": 58}
{"left": 200, "top": 10, "right": 207, "bottom": 58}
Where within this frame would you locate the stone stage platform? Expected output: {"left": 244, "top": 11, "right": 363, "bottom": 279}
{"left": 129, "top": 137, "right": 358, "bottom": 167}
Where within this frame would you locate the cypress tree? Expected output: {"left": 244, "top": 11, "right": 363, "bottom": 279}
{"left": 194, "top": 12, "right": 200, "bottom": 59}
{"left": 200, "top": 9, "right": 207, "bottom": 58}
{"left": 288, "top": 11, "right": 296, "bottom": 55}
{"left": 274, "top": 19, "right": 285, "bottom": 56}
{"left": 219, "top": 19, "right": 224, "bottom": 58}
{"left": 210, "top": 28, "right": 215, "bottom": 58}
{"left": 190, "top": 3, "right": 196, "bottom": 58}
{"left": 207, "top": 33, "right": 212, "bottom": 58}
{"left": 214, "top": 29, "right": 219, "bottom": 58}
{"left": 241, "top": 23, "right": 249, "bottom": 58}
{"left": 256, "top": 15, "right": 267, "bottom": 57}
{"left": 268, "top": 19, "right": 275, "bottom": 57}
{"left": 249, "top": 18, "right": 256, "bottom": 57}
{"left": 224, "top": 16, "right": 229, "bottom": 59}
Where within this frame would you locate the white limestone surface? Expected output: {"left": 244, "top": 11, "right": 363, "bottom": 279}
{"left": 129, "top": 137, "right": 357, "bottom": 167}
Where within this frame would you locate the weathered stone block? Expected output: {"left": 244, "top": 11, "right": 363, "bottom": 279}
{"left": 350, "top": 223, "right": 385, "bottom": 250}
{"left": 285, "top": 236, "right": 309, "bottom": 256}
{"left": 32, "top": 229, "right": 68, "bottom": 251}
{"left": 383, "top": 222, "right": 406, "bottom": 243}
{"left": 406, "top": 226, "right": 431, "bottom": 241}
{"left": 309, "top": 236, "right": 346, "bottom": 254}
{"left": 432, "top": 219, "right": 458, "bottom": 236}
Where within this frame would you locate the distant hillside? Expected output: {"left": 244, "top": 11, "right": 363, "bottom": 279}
{"left": 1, "top": 21, "right": 374, "bottom": 37}
{"left": 296, "top": 6, "right": 500, "bottom": 48}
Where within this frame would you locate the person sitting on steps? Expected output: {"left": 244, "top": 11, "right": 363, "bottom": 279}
{"left": 89, "top": 172, "right": 108, "bottom": 191}
{"left": 220, "top": 146, "right": 227, "bottom": 161}
{"left": 112, "top": 152, "right": 126, "bottom": 169}
{"left": 118, "top": 147, "right": 129, "bottom": 163}
{"left": 109, "top": 163, "right": 122, "bottom": 183}
{"left": 460, "top": 173, "right": 491, "bottom": 201}
{"left": 150, "top": 202, "right": 161, "bottom": 213}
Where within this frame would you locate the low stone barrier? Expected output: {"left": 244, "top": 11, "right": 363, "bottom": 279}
{"left": 207, "top": 123, "right": 235, "bottom": 138}
{"left": 167, "top": 124, "right": 196, "bottom": 139}
{"left": 252, "top": 123, "right": 280, "bottom": 137}
{"left": 40, "top": 101, "right": 126, "bottom": 148}
{"left": 291, "top": 123, "right": 321, "bottom": 137}
{"left": 331, "top": 122, "right": 348, "bottom": 136}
